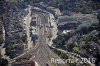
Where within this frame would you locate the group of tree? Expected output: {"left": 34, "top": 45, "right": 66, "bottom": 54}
{"left": 0, "top": 58, "right": 8, "bottom": 66}
{"left": 97, "top": 12, "right": 100, "bottom": 27}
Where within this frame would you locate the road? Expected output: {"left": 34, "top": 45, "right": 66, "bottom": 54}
{"left": 12, "top": 11, "right": 66, "bottom": 66}
{"left": 30, "top": 12, "right": 65, "bottom": 66}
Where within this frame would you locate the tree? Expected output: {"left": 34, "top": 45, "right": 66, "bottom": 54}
{"left": 81, "top": 7, "right": 92, "bottom": 14}
{"left": 72, "top": 47, "right": 79, "bottom": 53}
{"left": 97, "top": 12, "right": 100, "bottom": 26}
{"left": 0, "top": 38, "right": 3, "bottom": 46}
{"left": 0, "top": 58, "right": 8, "bottom": 66}
{"left": 95, "top": 52, "right": 100, "bottom": 66}
{"left": 67, "top": 44, "right": 75, "bottom": 51}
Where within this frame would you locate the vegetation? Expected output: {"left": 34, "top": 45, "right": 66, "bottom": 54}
{"left": 0, "top": 35, "right": 3, "bottom": 46}
{"left": 27, "top": 0, "right": 100, "bottom": 14}
{"left": 81, "top": 7, "right": 92, "bottom": 14}
{"left": 0, "top": 58, "right": 8, "bottom": 66}
{"left": 72, "top": 47, "right": 79, "bottom": 53}
{"left": 53, "top": 21, "right": 100, "bottom": 60}
{"left": 31, "top": 35, "right": 38, "bottom": 44}
{"left": 53, "top": 49, "right": 68, "bottom": 59}
{"left": 97, "top": 12, "right": 100, "bottom": 27}
{"left": 5, "top": 43, "right": 24, "bottom": 58}
{"left": 52, "top": 34, "right": 71, "bottom": 49}
{"left": 22, "top": 35, "right": 27, "bottom": 44}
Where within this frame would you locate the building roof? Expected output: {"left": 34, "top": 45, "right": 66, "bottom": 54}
{"left": 12, "top": 61, "right": 35, "bottom": 66}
